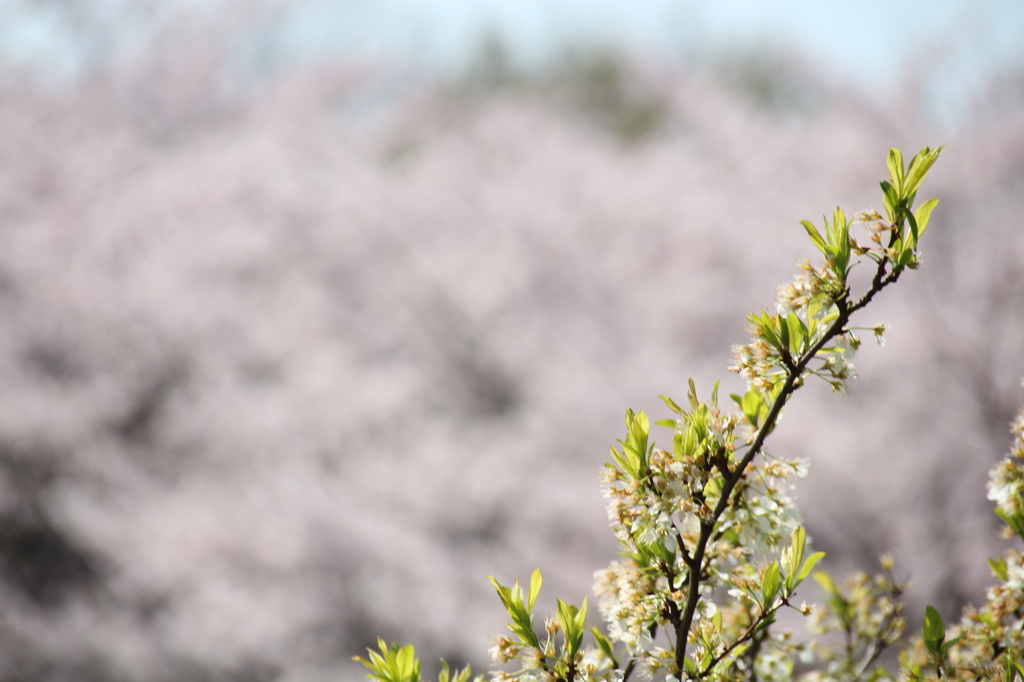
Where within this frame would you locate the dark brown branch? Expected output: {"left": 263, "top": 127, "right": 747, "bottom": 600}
{"left": 673, "top": 252, "right": 905, "bottom": 678}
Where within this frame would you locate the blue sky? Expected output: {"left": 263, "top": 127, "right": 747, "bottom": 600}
{"left": 2, "top": 0, "right": 1022, "bottom": 124}
{"left": 262, "top": 0, "right": 1024, "bottom": 88}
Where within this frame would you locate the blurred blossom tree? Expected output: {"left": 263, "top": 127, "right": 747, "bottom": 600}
{"left": 360, "top": 147, "right": 1023, "bottom": 681}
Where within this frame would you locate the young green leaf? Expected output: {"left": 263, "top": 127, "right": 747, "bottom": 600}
{"left": 355, "top": 640, "right": 422, "bottom": 682}
{"left": 556, "top": 598, "right": 587, "bottom": 657}
{"left": 796, "top": 551, "right": 826, "bottom": 586}
{"left": 740, "top": 389, "right": 764, "bottom": 428}
{"left": 754, "top": 612, "right": 777, "bottom": 632}
{"left": 750, "top": 311, "right": 781, "bottom": 350}
{"left": 880, "top": 181, "right": 898, "bottom": 223}
{"left": 903, "top": 146, "right": 943, "bottom": 197}
{"left": 907, "top": 210, "right": 920, "bottom": 245}
{"left": 778, "top": 313, "right": 790, "bottom": 350}
{"left": 660, "top": 395, "right": 684, "bottom": 416}
{"left": 989, "top": 557, "right": 1009, "bottom": 581}
{"left": 591, "top": 627, "right": 616, "bottom": 663}
{"left": 913, "top": 197, "right": 939, "bottom": 238}
{"left": 887, "top": 148, "right": 905, "bottom": 193}
{"left": 527, "top": 568, "right": 542, "bottom": 612}
{"left": 786, "top": 312, "right": 808, "bottom": 354}
{"left": 812, "top": 570, "right": 836, "bottom": 596}
{"left": 439, "top": 661, "right": 478, "bottom": 682}
{"left": 996, "top": 507, "right": 1024, "bottom": 539}
{"left": 801, "top": 219, "right": 827, "bottom": 253}
{"left": 782, "top": 527, "right": 806, "bottom": 588}
{"left": 761, "top": 561, "right": 781, "bottom": 607}
{"left": 922, "top": 605, "right": 945, "bottom": 656}
{"left": 487, "top": 575, "right": 540, "bottom": 647}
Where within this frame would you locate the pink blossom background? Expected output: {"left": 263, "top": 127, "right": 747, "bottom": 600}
{"left": 0, "top": 3, "right": 1023, "bottom": 681}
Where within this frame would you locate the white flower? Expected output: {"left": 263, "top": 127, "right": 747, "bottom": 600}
{"left": 834, "top": 333, "right": 860, "bottom": 359}
{"left": 873, "top": 323, "right": 889, "bottom": 346}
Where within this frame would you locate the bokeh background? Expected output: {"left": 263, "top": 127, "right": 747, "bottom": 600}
{"left": 0, "top": 1, "right": 1023, "bottom": 680}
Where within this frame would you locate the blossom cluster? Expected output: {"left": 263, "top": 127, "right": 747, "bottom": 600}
{"left": 890, "top": 401, "right": 1024, "bottom": 681}
{"left": 352, "top": 148, "right": 1024, "bottom": 682}
{"left": 802, "top": 559, "right": 906, "bottom": 681}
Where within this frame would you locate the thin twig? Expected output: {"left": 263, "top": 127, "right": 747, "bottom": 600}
{"left": 673, "top": 251, "right": 905, "bottom": 678}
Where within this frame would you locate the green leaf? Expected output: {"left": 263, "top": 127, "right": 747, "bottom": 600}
{"left": 527, "top": 568, "right": 542, "bottom": 612}
{"left": 786, "top": 312, "right": 808, "bottom": 354}
{"left": 487, "top": 575, "right": 539, "bottom": 647}
{"left": 612, "top": 409, "right": 654, "bottom": 479}
{"left": 812, "top": 570, "right": 836, "bottom": 595}
{"left": 396, "top": 646, "right": 417, "bottom": 682}
{"left": 591, "top": 627, "right": 616, "bottom": 662}
{"left": 680, "top": 427, "right": 698, "bottom": 457}
{"left": 897, "top": 242, "right": 915, "bottom": 268}
{"left": 712, "top": 604, "right": 723, "bottom": 631}
{"left": 794, "top": 548, "right": 827, "bottom": 585}
{"left": 904, "top": 146, "right": 943, "bottom": 197}
{"left": 801, "top": 220, "right": 826, "bottom": 253}
{"left": 660, "top": 395, "right": 684, "bottom": 416}
{"left": 923, "top": 605, "right": 945, "bottom": 655}
{"left": 727, "top": 642, "right": 750, "bottom": 663}
{"left": 782, "top": 527, "right": 807, "bottom": 588}
{"left": 439, "top": 661, "right": 476, "bottom": 682}
{"left": 487, "top": 576, "right": 513, "bottom": 610}
{"left": 887, "top": 148, "right": 905, "bottom": 192}
{"left": 628, "top": 409, "right": 651, "bottom": 445}
{"left": 914, "top": 197, "right": 939, "bottom": 238}
{"left": 608, "top": 445, "right": 635, "bottom": 478}
{"left": 778, "top": 312, "right": 790, "bottom": 349}
{"left": 941, "top": 635, "right": 963, "bottom": 655}
{"left": 556, "top": 599, "right": 586, "bottom": 657}
{"left": 704, "top": 475, "right": 722, "bottom": 499}
{"left": 997, "top": 508, "right": 1024, "bottom": 539}
{"left": 751, "top": 312, "right": 781, "bottom": 350}
{"left": 761, "top": 561, "right": 781, "bottom": 606}
{"left": 576, "top": 598, "right": 588, "bottom": 635}
{"left": 866, "top": 667, "right": 887, "bottom": 682}
{"left": 796, "top": 552, "right": 826, "bottom": 585}
{"left": 907, "top": 210, "right": 919, "bottom": 245}
{"left": 830, "top": 207, "right": 851, "bottom": 276}
{"left": 754, "top": 612, "right": 776, "bottom": 631}
{"left": 740, "top": 389, "right": 764, "bottom": 428}
{"left": 990, "top": 557, "right": 1009, "bottom": 581}
{"left": 354, "top": 640, "right": 422, "bottom": 682}
{"left": 880, "top": 181, "right": 898, "bottom": 223}
{"left": 1005, "top": 655, "right": 1017, "bottom": 682}
{"left": 556, "top": 599, "right": 572, "bottom": 632}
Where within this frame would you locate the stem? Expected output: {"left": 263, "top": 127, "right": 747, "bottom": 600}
{"left": 700, "top": 599, "right": 786, "bottom": 676}
{"left": 674, "top": 520, "right": 712, "bottom": 671}
{"left": 673, "top": 255, "right": 903, "bottom": 678}
{"left": 621, "top": 658, "right": 637, "bottom": 682}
